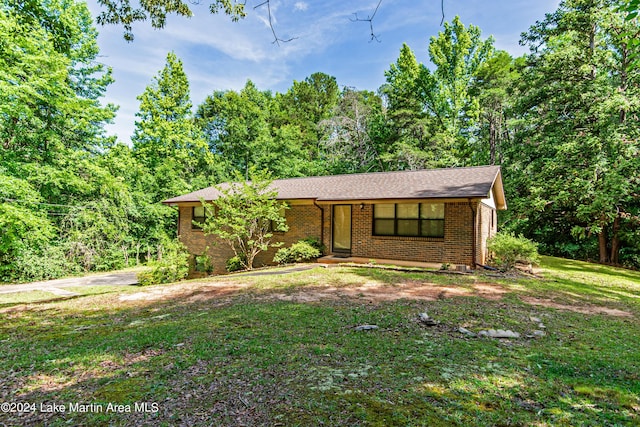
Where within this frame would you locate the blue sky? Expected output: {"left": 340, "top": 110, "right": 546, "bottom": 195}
{"left": 86, "top": 0, "right": 560, "bottom": 144}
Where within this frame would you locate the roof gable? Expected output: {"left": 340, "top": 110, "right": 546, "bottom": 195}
{"left": 163, "top": 166, "right": 506, "bottom": 209}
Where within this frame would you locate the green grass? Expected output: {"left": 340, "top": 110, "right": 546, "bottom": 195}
{"left": 1, "top": 258, "right": 639, "bottom": 426}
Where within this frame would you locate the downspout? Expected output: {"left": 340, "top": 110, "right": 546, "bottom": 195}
{"left": 468, "top": 199, "right": 477, "bottom": 268}
{"left": 313, "top": 199, "right": 325, "bottom": 254}
{"left": 176, "top": 206, "right": 181, "bottom": 237}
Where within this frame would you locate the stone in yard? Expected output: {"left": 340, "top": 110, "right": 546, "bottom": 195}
{"left": 529, "top": 316, "right": 541, "bottom": 323}
{"left": 418, "top": 312, "right": 439, "bottom": 326}
{"left": 478, "top": 329, "right": 520, "bottom": 339}
{"left": 458, "top": 327, "right": 476, "bottom": 337}
{"left": 533, "top": 330, "right": 546, "bottom": 337}
{"left": 355, "top": 325, "right": 379, "bottom": 331}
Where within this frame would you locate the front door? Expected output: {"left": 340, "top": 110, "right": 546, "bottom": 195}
{"left": 332, "top": 205, "right": 351, "bottom": 254}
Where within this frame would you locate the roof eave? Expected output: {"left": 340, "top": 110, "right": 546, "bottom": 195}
{"left": 490, "top": 169, "right": 507, "bottom": 210}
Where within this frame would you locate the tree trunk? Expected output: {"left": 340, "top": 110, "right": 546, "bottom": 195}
{"left": 598, "top": 229, "right": 609, "bottom": 263}
{"left": 489, "top": 115, "right": 497, "bottom": 165}
{"left": 610, "top": 215, "right": 621, "bottom": 264}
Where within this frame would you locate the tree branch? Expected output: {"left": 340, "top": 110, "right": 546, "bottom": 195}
{"left": 350, "top": 0, "right": 383, "bottom": 42}
{"left": 351, "top": 0, "right": 447, "bottom": 43}
{"left": 254, "top": 0, "right": 297, "bottom": 45}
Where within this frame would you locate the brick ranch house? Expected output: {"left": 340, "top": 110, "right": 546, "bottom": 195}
{"left": 163, "top": 165, "right": 506, "bottom": 274}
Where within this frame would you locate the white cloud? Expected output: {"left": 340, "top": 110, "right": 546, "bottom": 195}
{"left": 294, "top": 2, "right": 308, "bottom": 12}
{"left": 86, "top": 0, "right": 563, "bottom": 144}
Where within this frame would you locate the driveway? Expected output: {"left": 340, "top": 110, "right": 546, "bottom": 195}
{"left": 0, "top": 271, "right": 138, "bottom": 295}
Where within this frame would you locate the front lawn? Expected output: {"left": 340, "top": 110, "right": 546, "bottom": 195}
{"left": 1, "top": 257, "right": 639, "bottom": 426}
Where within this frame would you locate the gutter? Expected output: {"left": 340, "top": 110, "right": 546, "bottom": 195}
{"left": 313, "top": 199, "right": 325, "bottom": 254}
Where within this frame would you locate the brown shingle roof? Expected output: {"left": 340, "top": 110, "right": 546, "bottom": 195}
{"left": 163, "top": 165, "right": 506, "bottom": 209}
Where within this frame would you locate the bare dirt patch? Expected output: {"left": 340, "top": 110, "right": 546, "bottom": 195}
{"left": 520, "top": 296, "right": 633, "bottom": 317}
{"left": 117, "top": 279, "right": 512, "bottom": 306}
{"left": 266, "top": 281, "right": 509, "bottom": 304}
{"left": 118, "top": 281, "right": 250, "bottom": 303}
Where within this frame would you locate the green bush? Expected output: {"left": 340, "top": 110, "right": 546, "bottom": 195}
{"left": 195, "top": 247, "right": 214, "bottom": 273}
{"left": 226, "top": 255, "right": 245, "bottom": 272}
{"left": 487, "top": 232, "right": 540, "bottom": 271}
{"left": 137, "top": 241, "right": 189, "bottom": 286}
{"left": 11, "top": 245, "right": 79, "bottom": 282}
{"left": 273, "top": 240, "right": 322, "bottom": 264}
{"left": 299, "top": 236, "right": 324, "bottom": 252}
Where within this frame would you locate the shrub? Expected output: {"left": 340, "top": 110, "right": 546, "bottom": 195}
{"left": 273, "top": 240, "right": 322, "bottom": 265}
{"left": 226, "top": 256, "right": 245, "bottom": 272}
{"left": 137, "top": 241, "right": 189, "bottom": 286}
{"left": 487, "top": 232, "right": 540, "bottom": 271}
{"left": 195, "top": 247, "right": 214, "bottom": 273}
{"left": 10, "top": 245, "right": 79, "bottom": 282}
{"left": 300, "top": 236, "right": 324, "bottom": 252}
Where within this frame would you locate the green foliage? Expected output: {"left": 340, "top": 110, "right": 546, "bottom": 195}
{"left": 0, "top": 174, "right": 56, "bottom": 281}
{"left": 319, "top": 88, "right": 386, "bottom": 174}
{"left": 380, "top": 17, "right": 495, "bottom": 170}
{"left": 137, "top": 240, "right": 189, "bottom": 285}
{"left": 194, "top": 248, "right": 214, "bottom": 273}
{"left": 95, "top": 0, "right": 246, "bottom": 41}
{"left": 273, "top": 240, "right": 322, "bottom": 265}
{"left": 504, "top": 0, "right": 640, "bottom": 267}
{"left": 11, "top": 245, "right": 79, "bottom": 282}
{"left": 0, "top": 2, "right": 115, "bottom": 164}
{"left": 299, "top": 236, "right": 324, "bottom": 252}
{"left": 277, "top": 72, "right": 340, "bottom": 162}
{"left": 197, "top": 79, "right": 318, "bottom": 179}
{"left": 487, "top": 232, "right": 540, "bottom": 271}
{"left": 202, "top": 169, "right": 288, "bottom": 270}
{"left": 133, "top": 51, "right": 215, "bottom": 192}
{"left": 225, "top": 256, "right": 245, "bottom": 272}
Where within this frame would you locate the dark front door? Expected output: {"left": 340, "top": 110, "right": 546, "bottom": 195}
{"left": 332, "top": 205, "right": 352, "bottom": 253}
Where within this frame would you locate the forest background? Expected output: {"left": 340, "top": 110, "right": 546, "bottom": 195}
{"left": 1, "top": 0, "right": 638, "bottom": 282}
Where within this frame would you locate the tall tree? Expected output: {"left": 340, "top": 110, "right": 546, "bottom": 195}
{"left": 319, "top": 88, "right": 386, "bottom": 174}
{"left": 276, "top": 72, "right": 340, "bottom": 162}
{"left": 505, "top": 0, "right": 640, "bottom": 265}
{"left": 380, "top": 44, "right": 437, "bottom": 169}
{"left": 133, "top": 52, "right": 215, "bottom": 199}
{"left": 470, "top": 51, "right": 521, "bottom": 165}
{"left": 0, "top": 1, "right": 116, "bottom": 164}
{"left": 423, "top": 16, "right": 495, "bottom": 162}
{"left": 197, "top": 80, "right": 314, "bottom": 179}
{"left": 381, "top": 18, "right": 495, "bottom": 170}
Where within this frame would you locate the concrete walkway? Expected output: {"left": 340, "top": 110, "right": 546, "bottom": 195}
{"left": 0, "top": 271, "right": 139, "bottom": 295}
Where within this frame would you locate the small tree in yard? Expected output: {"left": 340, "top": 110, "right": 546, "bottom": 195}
{"left": 201, "top": 170, "right": 288, "bottom": 271}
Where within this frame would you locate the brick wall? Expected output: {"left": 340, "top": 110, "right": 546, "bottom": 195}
{"left": 178, "top": 200, "right": 492, "bottom": 272}
{"left": 343, "top": 202, "right": 475, "bottom": 266}
{"left": 476, "top": 203, "right": 497, "bottom": 265}
{"left": 178, "top": 204, "right": 323, "bottom": 274}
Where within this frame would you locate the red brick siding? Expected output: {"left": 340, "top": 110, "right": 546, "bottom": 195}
{"left": 323, "top": 202, "right": 476, "bottom": 266}
{"left": 253, "top": 204, "right": 323, "bottom": 267}
{"left": 178, "top": 204, "right": 323, "bottom": 274}
{"left": 178, "top": 200, "right": 488, "bottom": 272}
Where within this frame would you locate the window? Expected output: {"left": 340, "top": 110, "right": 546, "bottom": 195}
{"left": 420, "top": 203, "right": 444, "bottom": 237}
{"left": 373, "top": 203, "right": 444, "bottom": 237}
{"left": 192, "top": 206, "right": 206, "bottom": 230}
